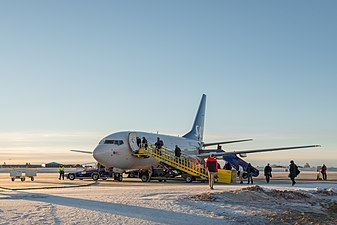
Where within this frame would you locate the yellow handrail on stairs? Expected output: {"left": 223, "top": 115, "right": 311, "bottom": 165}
{"left": 134, "top": 145, "right": 208, "bottom": 180}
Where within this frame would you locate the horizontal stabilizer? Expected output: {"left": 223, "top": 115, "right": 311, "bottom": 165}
{"left": 203, "top": 139, "right": 253, "bottom": 147}
{"left": 70, "top": 150, "right": 93, "bottom": 154}
{"left": 197, "top": 144, "right": 321, "bottom": 158}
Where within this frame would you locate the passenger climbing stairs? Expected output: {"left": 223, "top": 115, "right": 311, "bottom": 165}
{"left": 133, "top": 145, "right": 208, "bottom": 180}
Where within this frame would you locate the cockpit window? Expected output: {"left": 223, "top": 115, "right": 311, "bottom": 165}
{"left": 103, "top": 140, "right": 124, "bottom": 145}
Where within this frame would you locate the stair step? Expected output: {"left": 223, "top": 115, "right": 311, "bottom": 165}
{"left": 138, "top": 145, "right": 208, "bottom": 179}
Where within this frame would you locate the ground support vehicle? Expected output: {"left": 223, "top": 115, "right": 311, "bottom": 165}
{"left": 138, "top": 167, "right": 199, "bottom": 183}
{"left": 125, "top": 170, "right": 140, "bottom": 178}
{"left": 66, "top": 168, "right": 113, "bottom": 181}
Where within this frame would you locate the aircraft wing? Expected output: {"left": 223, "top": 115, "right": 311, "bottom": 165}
{"left": 203, "top": 139, "right": 253, "bottom": 147}
{"left": 196, "top": 145, "right": 321, "bottom": 158}
{"left": 70, "top": 150, "right": 93, "bottom": 154}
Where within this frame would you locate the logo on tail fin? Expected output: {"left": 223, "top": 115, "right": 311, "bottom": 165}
{"left": 193, "top": 125, "right": 200, "bottom": 140}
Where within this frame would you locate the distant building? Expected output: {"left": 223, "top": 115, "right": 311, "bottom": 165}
{"left": 304, "top": 163, "right": 311, "bottom": 168}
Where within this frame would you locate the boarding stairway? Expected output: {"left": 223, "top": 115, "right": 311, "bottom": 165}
{"left": 133, "top": 145, "right": 208, "bottom": 180}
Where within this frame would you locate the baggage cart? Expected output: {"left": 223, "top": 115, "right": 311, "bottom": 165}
{"left": 9, "top": 169, "right": 37, "bottom": 181}
{"left": 25, "top": 170, "right": 37, "bottom": 181}
{"left": 10, "top": 170, "right": 25, "bottom": 182}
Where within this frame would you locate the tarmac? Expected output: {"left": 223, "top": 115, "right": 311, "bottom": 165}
{"left": 1, "top": 172, "right": 337, "bottom": 224}
{"left": 0, "top": 173, "right": 96, "bottom": 190}
{"left": 0, "top": 171, "right": 336, "bottom": 190}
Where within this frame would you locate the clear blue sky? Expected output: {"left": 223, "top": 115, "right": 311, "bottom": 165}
{"left": 0, "top": 1, "right": 336, "bottom": 166}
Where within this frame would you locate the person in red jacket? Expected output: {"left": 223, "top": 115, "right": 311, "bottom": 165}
{"left": 205, "top": 154, "right": 218, "bottom": 190}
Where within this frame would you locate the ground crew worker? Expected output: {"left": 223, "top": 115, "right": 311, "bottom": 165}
{"left": 205, "top": 154, "right": 218, "bottom": 190}
{"left": 59, "top": 164, "right": 65, "bottom": 180}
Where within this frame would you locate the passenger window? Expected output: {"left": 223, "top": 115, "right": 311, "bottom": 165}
{"left": 118, "top": 140, "right": 124, "bottom": 145}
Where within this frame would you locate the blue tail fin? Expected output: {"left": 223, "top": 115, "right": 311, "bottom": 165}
{"left": 183, "top": 94, "right": 206, "bottom": 142}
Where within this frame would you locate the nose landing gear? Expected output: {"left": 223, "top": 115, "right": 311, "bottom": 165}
{"left": 114, "top": 173, "right": 123, "bottom": 182}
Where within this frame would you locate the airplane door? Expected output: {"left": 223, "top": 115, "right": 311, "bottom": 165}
{"left": 128, "top": 132, "right": 139, "bottom": 152}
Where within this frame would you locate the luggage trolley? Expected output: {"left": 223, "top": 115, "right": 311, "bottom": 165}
{"left": 10, "top": 169, "right": 37, "bottom": 181}
{"left": 10, "top": 170, "right": 25, "bottom": 182}
{"left": 25, "top": 170, "right": 37, "bottom": 181}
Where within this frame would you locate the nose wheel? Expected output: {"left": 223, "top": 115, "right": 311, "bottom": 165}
{"left": 114, "top": 173, "right": 123, "bottom": 182}
{"left": 141, "top": 174, "right": 149, "bottom": 182}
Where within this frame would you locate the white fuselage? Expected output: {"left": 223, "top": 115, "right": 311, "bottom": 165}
{"left": 92, "top": 131, "right": 200, "bottom": 171}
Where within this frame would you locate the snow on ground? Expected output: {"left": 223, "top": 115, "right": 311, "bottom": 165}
{"left": 184, "top": 186, "right": 337, "bottom": 224}
{"left": 0, "top": 180, "right": 337, "bottom": 225}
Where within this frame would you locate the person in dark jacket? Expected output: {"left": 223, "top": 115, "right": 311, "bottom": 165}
{"left": 155, "top": 137, "right": 160, "bottom": 149}
{"left": 142, "top": 137, "right": 148, "bottom": 150}
{"left": 289, "top": 160, "right": 300, "bottom": 186}
{"left": 246, "top": 163, "right": 254, "bottom": 184}
{"left": 136, "top": 137, "right": 141, "bottom": 148}
{"left": 264, "top": 163, "right": 272, "bottom": 183}
{"left": 174, "top": 145, "right": 181, "bottom": 157}
{"left": 155, "top": 137, "right": 164, "bottom": 155}
{"left": 321, "top": 164, "right": 327, "bottom": 180}
{"left": 205, "top": 154, "right": 218, "bottom": 190}
{"left": 224, "top": 162, "right": 232, "bottom": 170}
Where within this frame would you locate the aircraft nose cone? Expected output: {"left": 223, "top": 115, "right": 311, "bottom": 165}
{"left": 93, "top": 146, "right": 110, "bottom": 166}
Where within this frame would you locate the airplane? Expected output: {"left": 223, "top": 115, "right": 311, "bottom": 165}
{"left": 71, "top": 94, "right": 320, "bottom": 181}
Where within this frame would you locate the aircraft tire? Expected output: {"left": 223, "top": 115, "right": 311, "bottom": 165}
{"left": 141, "top": 174, "right": 149, "bottom": 182}
{"left": 92, "top": 173, "right": 99, "bottom": 181}
{"left": 11, "top": 178, "right": 15, "bottom": 182}
{"left": 118, "top": 174, "right": 123, "bottom": 182}
{"left": 185, "top": 175, "right": 193, "bottom": 183}
{"left": 21, "top": 177, "right": 25, "bottom": 182}
{"left": 68, "top": 173, "right": 75, "bottom": 180}
{"left": 31, "top": 177, "right": 34, "bottom": 181}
